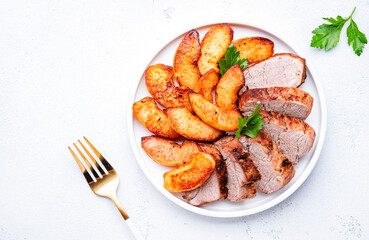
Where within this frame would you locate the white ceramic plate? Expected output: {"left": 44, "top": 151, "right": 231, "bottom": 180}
{"left": 128, "top": 23, "right": 327, "bottom": 218}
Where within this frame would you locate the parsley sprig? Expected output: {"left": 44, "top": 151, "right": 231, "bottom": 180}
{"left": 311, "top": 7, "right": 367, "bottom": 56}
{"left": 235, "top": 103, "right": 264, "bottom": 138}
{"left": 219, "top": 44, "right": 248, "bottom": 75}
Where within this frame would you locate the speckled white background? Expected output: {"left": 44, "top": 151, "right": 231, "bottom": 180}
{"left": 1, "top": 0, "right": 369, "bottom": 239}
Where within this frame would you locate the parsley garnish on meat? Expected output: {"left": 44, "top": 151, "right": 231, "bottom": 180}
{"left": 219, "top": 44, "right": 248, "bottom": 75}
{"left": 311, "top": 7, "right": 367, "bottom": 56}
{"left": 235, "top": 103, "right": 264, "bottom": 138}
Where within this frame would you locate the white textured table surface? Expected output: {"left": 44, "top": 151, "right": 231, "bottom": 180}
{"left": 1, "top": 1, "right": 369, "bottom": 239}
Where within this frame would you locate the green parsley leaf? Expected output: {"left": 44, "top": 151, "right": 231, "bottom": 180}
{"left": 235, "top": 103, "right": 264, "bottom": 138}
{"left": 219, "top": 44, "right": 248, "bottom": 75}
{"left": 238, "top": 58, "right": 248, "bottom": 69}
{"left": 311, "top": 7, "right": 367, "bottom": 56}
{"left": 311, "top": 15, "right": 348, "bottom": 51}
{"left": 347, "top": 18, "right": 368, "bottom": 56}
{"left": 235, "top": 117, "right": 248, "bottom": 138}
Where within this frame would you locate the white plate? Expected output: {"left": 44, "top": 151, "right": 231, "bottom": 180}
{"left": 128, "top": 23, "right": 327, "bottom": 218}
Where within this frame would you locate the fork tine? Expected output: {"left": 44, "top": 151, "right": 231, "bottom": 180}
{"left": 73, "top": 143, "right": 100, "bottom": 180}
{"left": 68, "top": 146, "right": 94, "bottom": 184}
{"left": 78, "top": 140, "right": 106, "bottom": 176}
{"left": 83, "top": 136, "right": 114, "bottom": 172}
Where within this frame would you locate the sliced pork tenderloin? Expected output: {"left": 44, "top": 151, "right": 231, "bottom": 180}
{"left": 215, "top": 136, "right": 261, "bottom": 202}
{"left": 239, "top": 87, "right": 313, "bottom": 120}
{"left": 183, "top": 143, "right": 227, "bottom": 206}
{"left": 259, "top": 111, "right": 316, "bottom": 164}
{"left": 239, "top": 131, "right": 295, "bottom": 194}
{"left": 239, "top": 53, "right": 306, "bottom": 95}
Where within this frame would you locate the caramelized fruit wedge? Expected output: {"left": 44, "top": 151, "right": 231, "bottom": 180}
{"left": 163, "top": 152, "right": 215, "bottom": 192}
{"left": 141, "top": 136, "right": 201, "bottom": 167}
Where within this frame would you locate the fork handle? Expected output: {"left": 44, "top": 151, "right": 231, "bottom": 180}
{"left": 125, "top": 218, "right": 145, "bottom": 240}
{"left": 110, "top": 195, "right": 144, "bottom": 240}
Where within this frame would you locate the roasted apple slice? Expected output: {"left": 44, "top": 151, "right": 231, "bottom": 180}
{"left": 145, "top": 63, "right": 193, "bottom": 112}
{"left": 215, "top": 64, "right": 245, "bottom": 110}
{"left": 232, "top": 37, "right": 274, "bottom": 64}
{"left": 194, "top": 69, "right": 219, "bottom": 102}
{"left": 153, "top": 85, "right": 193, "bottom": 112}
{"left": 141, "top": 136, "right": 202, "bottom": 167}
{"left": 145, "top": 64, "right": 174, "bottom": 96}
{"left": 189, "top": 92, "right": 242, "bottom": 131}
{"left": 173, "top": 30, "right": 201, "bottom": 90}
{"left": 163, "top": 152, "right": 215, "bottom": 192}
{"left": 166, "top": 107, "right": 223, "bottom": 142}
{"left": 198, "top": 23, "right": 233, "bottom": 75}
{"left": 132, "top": 97, "right": 180, "bottom": 139}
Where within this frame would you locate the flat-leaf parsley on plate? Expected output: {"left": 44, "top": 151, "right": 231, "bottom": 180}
{"left": 235, "top": 103, "right": 264, "bottom": 138}
{"left": 219, "top": 44, "right": 248, "bottom": 75}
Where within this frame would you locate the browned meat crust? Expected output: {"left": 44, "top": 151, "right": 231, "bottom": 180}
{"left": 215, "top": 136, "right": 260, "bottom": 202}
{"left": 239, "top": 131, "right": 295, "bottom": 194}
{"left": 239, "top": 87, "right": 313, "bottom": 120}
{"left": 216, "top": 138, "right": 261, "bottom": 182}
{"left": 198, "top": 143, "right": 228, "bottom": 198}
{"left": 259, "top": 110, "right": 316, "bottom": 164}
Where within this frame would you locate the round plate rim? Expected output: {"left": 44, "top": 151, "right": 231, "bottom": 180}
{"left": 127, "top": 22, "right": 327, "bottom": 218}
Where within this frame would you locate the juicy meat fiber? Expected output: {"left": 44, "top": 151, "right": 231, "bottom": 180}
{"left": 215, "top": 136, "right": 261, "bottom": 202}
{"left": 239, "top": 53, "right": 306, "bottom": 94}
{"left": 239, "top": 87, "right": 313, "bottom": 120}
{"left": 239, "top": 131, "right": 295, "bottom": 194}
{"left": 259, "top": 111, "right": 316, "bottom": 164}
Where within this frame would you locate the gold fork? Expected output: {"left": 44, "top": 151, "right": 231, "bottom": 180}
{"left": 68, "top": 137, "right": 144, "bottom": 240}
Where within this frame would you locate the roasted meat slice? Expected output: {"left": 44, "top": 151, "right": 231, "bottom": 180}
{"left": 239, "top": 87, "right": 313, "bottom": 120}
{"left": 215, "top": 136, "right": 261, "bottom": 202}
{"left": 259, "top": 111, "right": 316, "bottom": 164}
{"left": 239, "top": 53, "right": 306, "bottom": 94}
{"left": 239, "top": 131, "right": 295, "bottom": 194}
